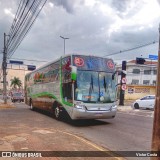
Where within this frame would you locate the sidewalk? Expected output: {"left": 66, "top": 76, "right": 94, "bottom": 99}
{"left": 0, "top": 99, "right": 15, "bottom": 109}
{"left": 117, "top": 100, "right": 134, "bottom": 111}
{"left": 117, "top": 105, "right": 133, "bottom": 111}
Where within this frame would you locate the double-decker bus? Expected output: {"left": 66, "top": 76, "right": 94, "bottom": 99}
{"left": 25, "top": 54, "right": 117, "bottom": 120}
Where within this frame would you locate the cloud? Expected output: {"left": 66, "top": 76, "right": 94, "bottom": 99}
{"left": 4, "top": 8, "right": 15, "bottom": 18}
{"left": 0, "top": 0, "right": 160, "bottom": 67}
{"left": 49, "top": 0, "right": 84, "bottom": 13}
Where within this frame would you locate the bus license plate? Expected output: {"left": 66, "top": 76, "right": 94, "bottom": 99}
{"left": 95, "top": 113, "right": 103, "bottom": 116}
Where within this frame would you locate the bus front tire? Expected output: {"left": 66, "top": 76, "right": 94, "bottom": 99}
{"left": 54, "top": 106, "right": 62, "bottom": 120}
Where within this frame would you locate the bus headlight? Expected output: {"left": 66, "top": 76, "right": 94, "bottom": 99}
{"left": 74, "top": 104, "right": 85, "bottom": 109}
{"left": 111, "top": 105, "right": 117, "bottom": 109}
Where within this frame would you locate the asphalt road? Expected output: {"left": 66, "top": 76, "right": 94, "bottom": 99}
{"left": 0, "top": 102, "right": 154, "bottom": 160}
{"left": 68, "top": 110, "right": 153, "bottom": 151}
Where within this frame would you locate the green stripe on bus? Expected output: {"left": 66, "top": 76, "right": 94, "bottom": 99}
{"left": 30, "top": 92, "right": 57, "bottom": 99}
{"left": 29, "top": 91, "right": 73, "bottom": 107}
{"left": 29, "top": 92, "right": 64, "bottom": 106}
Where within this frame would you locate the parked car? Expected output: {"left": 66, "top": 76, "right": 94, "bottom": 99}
{"left": 2, "top": 94, "right": 10, "bottom": 99}
{"left": 132, "top": 95, "right": 155, "bottom": 110}
{"left": 11, "top": 92, "right": 24, "bottom": 102}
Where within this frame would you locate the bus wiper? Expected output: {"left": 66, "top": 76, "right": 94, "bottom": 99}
{"left": 88, "top": 75, "right": 94, "bottom": 101}
{"left": 91, "top": 75, "right": 94, "bottom": 91}
{"left": 103, "top": 76, "right": 106, "bottom": 92}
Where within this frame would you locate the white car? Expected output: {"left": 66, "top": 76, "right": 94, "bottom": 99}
{"left": 132, "top": 95, "right": 155, "bottom": 110}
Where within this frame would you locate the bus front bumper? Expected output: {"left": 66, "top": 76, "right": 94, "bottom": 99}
{"left": 70, "top": 107, "right": 117, "bottom": 120}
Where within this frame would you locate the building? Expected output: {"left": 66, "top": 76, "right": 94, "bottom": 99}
{"left": 116, "top": 60, "right": 157, "bottom": 100}
{"left": 0, "top": 64, "right": 30, "bottom": 93}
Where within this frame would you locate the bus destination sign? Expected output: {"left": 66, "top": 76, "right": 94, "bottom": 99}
{"left": 73, "top": 55, "right": 115, "bottom": 72}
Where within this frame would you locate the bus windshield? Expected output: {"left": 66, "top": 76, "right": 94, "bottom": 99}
{"left": 74, "top": 70, "right": 116, "bottom": 103}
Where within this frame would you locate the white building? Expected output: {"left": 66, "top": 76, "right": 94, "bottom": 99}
{"left": 116, "top": 60, "right": 157, "bottom": 86}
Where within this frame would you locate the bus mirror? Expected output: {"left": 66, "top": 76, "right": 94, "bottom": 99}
{"left": 112, "top": 72, "right": 116, "bottom": 80}
{"left": 112, "top": 70, "right": 121, "bottom": 80}
{"left": 112, "top": 74, "right": 114, "bottom": 80}
{"left": 70, "top": 65, "right": 77, "bottom": 81}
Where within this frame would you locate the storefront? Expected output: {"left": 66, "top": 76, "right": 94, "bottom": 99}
{"left": 125, "top": 85, "right": 156, "bottom": 100}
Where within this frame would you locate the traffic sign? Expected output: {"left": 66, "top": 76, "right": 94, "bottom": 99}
{"left": 122, "top": 77, "right": 127, "bottom": 83}
{"left": 121, "top": 84, "right": 127, "bottom": 91}
{"left": 149, "top": 55, "right": 158, "bottom": 60}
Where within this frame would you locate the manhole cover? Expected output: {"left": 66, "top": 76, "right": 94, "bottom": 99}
{"left": 0, "top": 140, "right": 4, "bottom": 145}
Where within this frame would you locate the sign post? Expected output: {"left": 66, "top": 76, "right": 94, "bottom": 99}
{"left": 151, "top": 25, "right": 160, "bottom": 160}
{"left": 119, "top": 61, "right": 127, "bottom": 105}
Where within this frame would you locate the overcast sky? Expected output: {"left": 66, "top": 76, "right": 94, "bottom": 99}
{"left": 0, "top": 0, "right": 160, "bottom": 67}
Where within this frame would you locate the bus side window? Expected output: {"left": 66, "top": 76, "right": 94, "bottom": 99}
{"left": 62, "top": 82, "right": 72, "bottom": 102}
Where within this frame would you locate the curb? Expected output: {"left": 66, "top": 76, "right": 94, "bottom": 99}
{"left": 0, "top": 103, "right": 15, "bottom": 109}
{"left": 117, "top": 106, "right": 133, "bottom": 111}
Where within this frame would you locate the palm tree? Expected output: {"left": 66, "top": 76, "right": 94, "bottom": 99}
{"left": 10, "top": 77, "right": 22, "bottom": 89}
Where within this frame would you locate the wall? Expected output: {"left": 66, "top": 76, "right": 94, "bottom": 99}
{"left": 125, "top": 85, "right": 156, "bottom": 100}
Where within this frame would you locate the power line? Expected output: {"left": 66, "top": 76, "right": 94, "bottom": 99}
{"left": 103, "top": 40, "right": 158, "bottom": 57}
{"left": 7, "top": 0, "right": 41, "bottom": 54}
{"left": 7, "top": 0, "right": 41, "bottom": 56}
{"left": 8, "top": 57, "right": 48, "bottom": 62}
{"left": 1, "top": 0, "right": 48, "bottom": 104}
{"left": 6, "top": 0, "right": 48, "bottom": 58}
{"left": 8, "top": 0, "right": 48, "bottom": 58}
{"left": 8, "top": 0, "right": 26, "bottom": 41}
{"left": 7, "top": 0, "right": 30, "bottom": 48}
{"left": 7, "top": 40, "right": 159, "bottom": 63}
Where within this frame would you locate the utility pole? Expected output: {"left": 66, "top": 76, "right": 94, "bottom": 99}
{"left": 60, "top": 36, "right": 69, "bottom": 55}
{"left": 2, "top": 33, "right": 7, "bottom": 104}
{"left": 119, "top": 61, "right": 127, "bottom": 105}
{"left": 151, "top": 25, "right": 160, "bottom": 159}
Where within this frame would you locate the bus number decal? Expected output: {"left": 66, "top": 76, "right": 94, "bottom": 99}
{"left": 107, "top": 60, "right": 114, "bottom": 69}
{"left": 74, "top": 57, "right": 84, "bottom": 67}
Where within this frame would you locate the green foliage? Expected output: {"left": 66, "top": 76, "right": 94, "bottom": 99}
{"left": 10, "top": 77, "right": 22, "bottom": 89}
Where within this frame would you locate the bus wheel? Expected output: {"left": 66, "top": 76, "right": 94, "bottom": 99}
{"left": 54, "top": 106, "right": 62, "bottom": 120}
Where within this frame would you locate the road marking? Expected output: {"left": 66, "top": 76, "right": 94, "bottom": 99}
{"left": 57, "top": 130, "right": 105, "bottom": 151}
{"left": 33, "top": 130, "right": 54, "bottom": 134}
{"left": 55, "top": 130, "right": 125, "bottom": 160}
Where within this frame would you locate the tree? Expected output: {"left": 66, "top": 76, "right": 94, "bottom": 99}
{"left": 10, "top": 77, "right": 22, "bottom": 89}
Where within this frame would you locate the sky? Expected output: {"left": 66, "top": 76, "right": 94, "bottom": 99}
{"left": 0, "top": 0, "right": 160, "bottom": 68}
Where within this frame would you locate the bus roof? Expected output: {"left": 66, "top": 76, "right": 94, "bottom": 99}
{"left": 25, "top": 54, "right": 114, "bottom": 76}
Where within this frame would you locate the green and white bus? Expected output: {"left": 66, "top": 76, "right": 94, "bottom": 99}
{"left": 25, "top": 54, "right": 117, "bottom": 120}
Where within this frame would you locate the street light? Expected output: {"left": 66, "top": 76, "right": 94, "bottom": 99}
{"left": 60, "top": 36, "right": 69, "bottom": 55}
